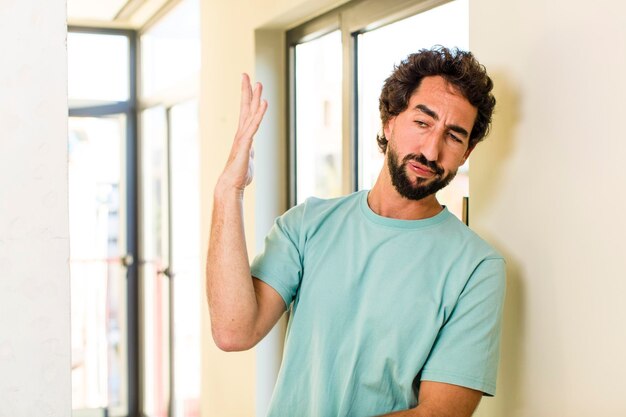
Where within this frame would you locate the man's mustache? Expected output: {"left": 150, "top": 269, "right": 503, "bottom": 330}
{"left": 402, "top": 153, "right": 444, "bottom": 176}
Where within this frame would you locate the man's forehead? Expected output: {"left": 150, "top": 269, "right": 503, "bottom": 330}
{"left": 409, "top": 76, "right": 467, "bottom": 102}
{"left": 405, "top": 76, "right": 477, "bottom": 130}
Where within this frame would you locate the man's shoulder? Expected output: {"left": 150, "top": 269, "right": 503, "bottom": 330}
{"left": 274, "top": 191, "right": 363, "bottom": 237}
{"left": 270, "top": 192, "right": 363, "bottom": 237}
{"left": 439, "top": 212, "right": 504, "bottom": 262}
{"left": 287, "top": 191, "right": 363, "bottom": 221}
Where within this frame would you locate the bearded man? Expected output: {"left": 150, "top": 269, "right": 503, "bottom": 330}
{"left": 207, "top": 46, "right": 505, "bottom": 417}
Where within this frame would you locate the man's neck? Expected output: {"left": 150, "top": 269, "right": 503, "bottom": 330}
{"left": 367, "top": 169, "right": 443, "bottom": 221}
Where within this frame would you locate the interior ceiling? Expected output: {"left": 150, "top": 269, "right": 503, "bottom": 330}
{"left": 67, "top": 0, "right": 129, "bottom": 22}
{"left": 67, "top": 0, "right": 170, "bottom": 28}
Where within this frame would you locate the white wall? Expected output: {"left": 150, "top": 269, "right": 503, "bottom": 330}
{"left": 470, "top": 1, "right": 626, "bottom": 416}
{"left": 0, "top": 0, "right": 71, "bottom": 416}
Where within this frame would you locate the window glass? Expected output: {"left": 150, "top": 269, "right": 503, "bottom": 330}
{"left": 294, "top": 30, "right": 343, "bottom": 204}
{"left": 139, "top": 102, "right": 201, "bottom": 417}
{"left": 140, "top": 106, "right": 171, "bottom": 417}
{"left": 170, "top": 100, "right": 201, "bottom": 417}
{"left": 69, "top": 115, "right": 127, "bottom": 411}
{"left": 68, "top": 32, "right": 130, "bottom": 106}
{"left": 357, "top": 0, "right": 469, "bottom": 219}
{"left": 139, "top": 1, "right": 201, "bottom": 413}
{"left": 141, "top": 0, "right": 201, "bottom": 98}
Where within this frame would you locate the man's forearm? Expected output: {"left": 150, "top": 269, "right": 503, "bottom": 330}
{"left": 205, "top": 182, "right": 258, "bottom": 351}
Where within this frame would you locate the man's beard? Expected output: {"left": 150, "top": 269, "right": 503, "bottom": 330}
{"left": 387, "top": 146, "right": 457, "bottom": 201}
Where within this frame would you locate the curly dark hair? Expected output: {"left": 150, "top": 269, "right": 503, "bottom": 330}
{"left": 377, "top": 46, "right": 496, "bottom": 153}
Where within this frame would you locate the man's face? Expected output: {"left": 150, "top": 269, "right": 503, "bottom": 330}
{"left": 383, "top": 75, "right": 478, "bottom": 201}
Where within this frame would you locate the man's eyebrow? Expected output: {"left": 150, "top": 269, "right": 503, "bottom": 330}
{"left": 414, "top": 104, "right": 470, "bottom": 138}
{"left": 414, "top": 104, "right": 438, "bottom": 120}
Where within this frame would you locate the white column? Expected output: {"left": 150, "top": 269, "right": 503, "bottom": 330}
{"left": 0, "top": 0, "right": 71, "bottom": 416}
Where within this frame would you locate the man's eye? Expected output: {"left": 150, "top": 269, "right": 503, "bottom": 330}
{"left": 415, "top": 120, "right": 428, "bottom": 127}
{"left": 449, "top": 133, "right": 462, "bottom": 143}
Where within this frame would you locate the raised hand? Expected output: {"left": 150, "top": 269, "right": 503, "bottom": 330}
{"left": 207, "top": 74, "right": 282, "bottom": 353}
{"left": 219, "top": 73, "right": 268, "bottom": 194}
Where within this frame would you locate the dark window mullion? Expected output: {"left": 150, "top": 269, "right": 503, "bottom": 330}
{"left": 287, "top": 46, "right": 297, "bottom": 208}
{"left": 126, "top": 28, "right": 140, "bottom": 417}
{"left": 350, "top": 31, "right": 359, "bottom": 192}
{"left": 69, "top": 102, "right": 132, "bottom": 117}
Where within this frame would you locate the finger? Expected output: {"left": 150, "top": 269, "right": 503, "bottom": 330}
{"left": 248, "top": 82, "right": 263, "bottom": 124}
{"left": 242, "top": 83, "right": 264, "bottom": 135}
{"left": 234, "top": 99, "right": 267, "bottom": 156}
{"left": 225, "top": 101, "right": 264, "bottom": 186}
{"left": 241, "top": 99, "right": 268, "bottom": 143}
{"left": 238, "top": 73, "right": 253, "bottom": 129}
{"left": 238, "top": 73, "right": 252, "bottom": 129}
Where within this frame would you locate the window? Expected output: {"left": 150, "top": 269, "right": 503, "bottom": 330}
{"left": 140, "top": 0, "right": 201, "bottom": 102}
{"left": 68, "top": 28, "right": 138, "bottom": 417}
{"left": 288, "top": 0, "right": 471, "bottom": 221}
{"left": 168, "top": 100, "right": 201, "bottom": 417}
{"left": 139, "top": 0, "right": 201, "bottom": 415}
{"left": 68, "top": 32, "right": 130, "bottom": 106}
{"left": 139, "top": 101, "right": 201, "bottom": 417}
{"left": 68, "top": 0, "right": 202, "bottom": 414}
{"left": 293, "top": 30, "right": 343, "bottom": 204}
{"left": 139, "top": 105, "right": 170, "bottom": 417}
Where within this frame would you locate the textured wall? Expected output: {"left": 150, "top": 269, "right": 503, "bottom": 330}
{"left": 0, "top": 0, "right": 71, "bottom": 416}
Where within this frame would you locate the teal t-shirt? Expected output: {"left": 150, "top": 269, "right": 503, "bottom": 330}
{"left": 251, "top": 190, "right": 506, "bottom": 417}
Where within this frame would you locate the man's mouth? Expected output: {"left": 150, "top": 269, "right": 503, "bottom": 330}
{"left": 407, "top": 160, "right": 436, "bottom": 177}
{"left": 402, "top": 153, "right": 444, "bottom": 177}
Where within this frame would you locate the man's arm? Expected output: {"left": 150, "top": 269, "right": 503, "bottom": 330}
{"left": 377, "top": 381, "right": 482, "bottom": 417}
{"left": 206, "top": 73, "right": 285, "bottom": 352}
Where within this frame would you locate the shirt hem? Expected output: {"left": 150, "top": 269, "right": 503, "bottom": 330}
{"left": 251, "top": 267, "right": 292, "bottom": 309}
{"left": 420, "top": 369, "right": 497, "bottom": 397}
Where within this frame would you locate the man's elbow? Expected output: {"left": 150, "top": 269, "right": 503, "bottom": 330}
{"left": 211, "top": 326, "right": 256, "bottom": 352}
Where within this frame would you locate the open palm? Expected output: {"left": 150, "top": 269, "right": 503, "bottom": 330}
{"left": 221, "top": 73, "right": 268, "bottom": 191}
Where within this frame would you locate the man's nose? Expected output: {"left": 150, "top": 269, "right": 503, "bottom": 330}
{"left": 419, "top": 130, "right": 443, "bottom": 163}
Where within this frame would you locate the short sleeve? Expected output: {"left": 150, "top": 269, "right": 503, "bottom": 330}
{"left": 420, "top": 257, "right": 506, "bottom": 396}
{"left": 250, "top": 204, "right": 305, "bottom": 309}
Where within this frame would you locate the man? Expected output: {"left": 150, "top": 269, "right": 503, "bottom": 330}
{"left": 206, "top": 47, "right": 505, "bottom": 417}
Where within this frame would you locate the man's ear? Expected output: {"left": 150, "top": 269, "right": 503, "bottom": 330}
{"left": 383, "top": 116, "right": 396, "bottom": 141}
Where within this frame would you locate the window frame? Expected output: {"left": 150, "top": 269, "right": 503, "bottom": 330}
{"left": 286, "top": 0, "right": 455, "bottom": 206}
{"left": 68, "top": 25, "right": 140, "bottom": 417}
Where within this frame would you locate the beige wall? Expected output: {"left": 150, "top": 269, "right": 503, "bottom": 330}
{"left": 0, "top": 0, "right": 71, "bottom": 416}
{"left": 200, "top": 0, "right": 626, "bottom": 416}
{"left": 470, "top": 1, "right": 626, "bottom": 416}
